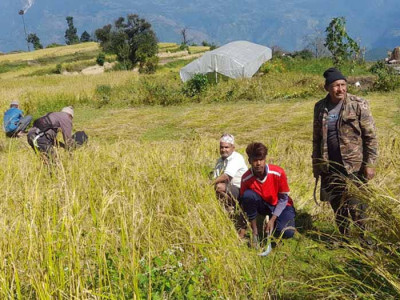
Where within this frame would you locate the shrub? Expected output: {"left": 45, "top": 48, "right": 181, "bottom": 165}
{"left": 291, "top": 49, "right": 314, "bottom": 60}
{"left": 179, "top": 43, "right": 189, "bottom": 51}
{"left": 46, "top": 43, "right": 63, "bottom": 48}
{"left": 111, "top": 60, "right": 133, "bottom": 71}
{"left": 370, "top": 61, "right": 400, "bottom": 91}
{"left": 139, "top": 55, "right": 158, "bottom": 74}
{"left": 183, "top": 74, "right": 209, "bottom": 97}
{"left": 55, "top": 63, "right": 63, "bottom": 74}
{"left": 259, "top": 60, "right": 286, "bottom": 74}
{"left": 372, "top": 68, "right": 400, "bottom": 91}
{"left": 96, "top": 52, "right": 106, "bottom": 66}
{"left": 95, "top": 84, "right": 112, "bottom": 107}
{"left": 369, "top": 60, "right": 387, "bottom": 74}
{"left": 137, "top": 249, "right": 215, "bottom": 299}
{"left": 139, "top": 77, "right": 185, "bottom": 105}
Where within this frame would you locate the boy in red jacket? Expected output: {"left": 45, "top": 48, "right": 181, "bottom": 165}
{"left": 240, "top": 142, "right": 296, "bottom": 244}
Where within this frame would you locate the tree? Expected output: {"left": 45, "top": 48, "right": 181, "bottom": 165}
{"left": 201, "top": 40, "right": 217, "bottom": 50}
{"left": 80, "top": 31, "right": 91, "bottom": 42}
{"left": 271, "top": 45, "right": 286, "bottom": 58}
{"left": 180, "top": 27, "right": 193, "bottom": 46}
{"left": 325, "top": 17, "right": 360, "bottom": 66}
{"left": 27, "top": 33, "right": 43, "bottom": 50}
{"left": 303, "top": 29, "right": 330, "bottom": 58}
{"left": 95, "top": 14, "right": 158, "bottom": 71}
{"left": 65, "top": 16, "right": 79, "bottom": 45}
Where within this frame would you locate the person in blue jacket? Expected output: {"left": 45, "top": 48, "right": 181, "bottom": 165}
{"left": 3, "top": 100, "right": 32, "bottom": 138}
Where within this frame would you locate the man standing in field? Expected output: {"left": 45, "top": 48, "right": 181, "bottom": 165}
{"left": 312, "top": 67, "right": 378, "bottom": 235}
{"left": 213, "top": 133, "right": 248, "bottom": 236}
{"left": 27, "top": 106, "right": 74, "bottom": 159}
{"left": 3, "top": 100, "right": 32, "bottom": 138}
{"left": 240, "top": 142, "right": 296, "bottom": 246}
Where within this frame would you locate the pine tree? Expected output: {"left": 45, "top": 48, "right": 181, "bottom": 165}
{"left": 27, "top": 33, "right": 43, "bottom": 50}
{"left": 65, "top": 16, "right": 79, "bottom": 45}
{"left": 80, "top": 31, "right": 91, "bottom": 43}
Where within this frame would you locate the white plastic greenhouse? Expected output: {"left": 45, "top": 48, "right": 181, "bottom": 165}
{"left": 179, "top": 40, "right": 272, "bottom": 82}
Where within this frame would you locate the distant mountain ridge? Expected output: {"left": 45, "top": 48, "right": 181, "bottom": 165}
{"left": 1, "top": 0, "right": 399, "bottom": 57}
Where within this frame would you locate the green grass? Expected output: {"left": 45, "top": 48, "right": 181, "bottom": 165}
{"left": 0, "top": 61, "right": 29, "bottom": 73}
{"left": 159, "top": 58, "right": 197, "bottom": 70}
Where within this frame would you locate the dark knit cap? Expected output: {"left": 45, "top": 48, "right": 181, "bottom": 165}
{"left": 323, "top": 67, "right": 347, "bottom": 85}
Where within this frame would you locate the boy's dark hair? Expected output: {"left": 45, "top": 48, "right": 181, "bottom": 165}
{"left": 246, "top": 142, "right": 268, "bottom": 160}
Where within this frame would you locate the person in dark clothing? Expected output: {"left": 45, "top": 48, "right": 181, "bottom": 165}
{"left": 312, "top": 68, "right": 378, "bottom": 235}
{"left": 27, "top": 106, "right": 74, "bottom": 159}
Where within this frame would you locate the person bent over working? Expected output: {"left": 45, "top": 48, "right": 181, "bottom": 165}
{"left": 27, "top": 106, "right": 74, "bottom": 160}
{"left": 240, "top": 142, "right": 296, "bottom": 245}
{"left": 213, "top": 133, "right": 248, "bottom": 235}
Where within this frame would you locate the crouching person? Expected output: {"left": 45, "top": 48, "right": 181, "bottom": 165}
{"left": 3, "top": 100, "right": 32, "bottom": 138}
{"left": 27, "top": 106, "right": 74, "bottom": 161}
{"left": 240, "top": 142, "right": 296, "bottom": 246}
{"left": 212, "top": 133, "right": 248, "bottom": 236}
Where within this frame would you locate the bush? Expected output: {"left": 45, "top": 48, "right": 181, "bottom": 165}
{"left": 291, "top": 49, "right": 314, "bottom": 60}
{"left": 183, "top": 74, "right": 209, "bottom": 97}
{"left": 259, "top": 60, "right": 286, "bottom": 74}
{"left": 369, "top": 60, "right": 387, "bottom": 74}
{"left": 139, "top": 56, "right": 159, "bottom": 74}
{"left": 96, "top": 53, "right": 106, "bottom": 66}
{"left": 179, "top": 43, "right": 189, "bottom": 51}
{"left": 95, "top": 84, "right": 112, "bottom": 107}
{"left": 373, "top": 69, "right": 400, "bottom": 91}
{"left": 139, "top": 77, "right": 185, "bottom": 105}
{"left": 46, "top": 43, "right": 63, "bottom": 49}
{"left": 55, "top": 63, "right": 63, "bottom": 74}
{"left": 111, "top": 60, "right": 133, "bottom": 71}
{"left": 370, "top": 61, "right": 400, "bottom": 91}
{"left": 137, "top": 249, "right": 215, "bottom": 299}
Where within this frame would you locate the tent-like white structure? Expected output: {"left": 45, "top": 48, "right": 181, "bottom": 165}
{"left": 180, "top": 40, "right": 272, "bottom": 82}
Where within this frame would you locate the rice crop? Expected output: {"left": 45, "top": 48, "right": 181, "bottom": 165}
{"left": 0, "top": 43, "right": 399, "bottom": 298}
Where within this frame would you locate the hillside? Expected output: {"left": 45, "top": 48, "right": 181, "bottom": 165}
{"left": 0, "top": 43, "right": 399, "bottom": 298}
{"left": 1, "top": 0, "right": 400, "bottom": 54}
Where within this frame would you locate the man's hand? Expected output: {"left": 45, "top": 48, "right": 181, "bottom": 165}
{"left": 313, "top": 168, "right": 320, "bottom": 179}
{"left": 312, "top": 161, "right": 321, "bottom": 179}
{"left": 363, "top": 167, "right": 375, "bottom": 181}
{"left": 212, "top": 173, "right": 230, "bottom": 186}
{"left": 265, "top": 215, "right": 277, "bottom": 235}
